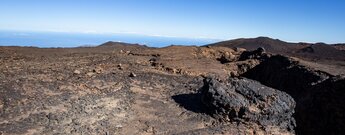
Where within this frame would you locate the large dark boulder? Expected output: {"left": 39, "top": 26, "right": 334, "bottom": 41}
{"left": 238, "top": 47, "right": 269, "bottom": 61}
{"left": 200, "top": 77, "right": 296, "bottom": 132}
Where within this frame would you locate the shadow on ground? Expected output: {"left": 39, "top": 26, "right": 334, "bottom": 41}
{"left": 172, "top": 93, "right": 209, "bottom": 114}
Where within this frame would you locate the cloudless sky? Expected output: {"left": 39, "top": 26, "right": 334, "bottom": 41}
{"left": 0, "top": 0, "right": 345, "bottom": 43}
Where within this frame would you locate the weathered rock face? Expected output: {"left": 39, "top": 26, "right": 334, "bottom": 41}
{"left": 200, "top": 77, "right": 296, "bottom": 132}
{"left": 242, "top": 55, "right": 345, "bottom": 135}
{"left": 242, "top": 55, "right": 330, "bottom": 99}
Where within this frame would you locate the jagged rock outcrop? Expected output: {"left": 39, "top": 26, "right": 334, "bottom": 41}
{"left": 242, "top": 54, "right": 345, "bottom": 135}
{"left": 200, "top": 77, "right": 296, "bottom": 132}
{"left": 242, "top": 55, "right": 330, "bottom": 98}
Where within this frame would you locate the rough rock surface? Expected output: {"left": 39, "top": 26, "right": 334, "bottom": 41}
{"left": 239, "top": 47, "right": 268, "bottom": 61}
{"left": 242, "top": 55, "right": 345, "bottom": 135}
{"left": 0, "top": 42, "right": 344, "bottom": 134}
{"left": 201, "top": 77, "right": 296, "bottom": 132}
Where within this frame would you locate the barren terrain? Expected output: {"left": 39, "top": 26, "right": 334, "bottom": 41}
{"left": 1, "top": 40, "right": 344, "bottom": 135}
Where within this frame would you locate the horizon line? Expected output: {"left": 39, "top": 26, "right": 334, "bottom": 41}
{"left": 0, "top": 29, "right": 344, "bottom": 45}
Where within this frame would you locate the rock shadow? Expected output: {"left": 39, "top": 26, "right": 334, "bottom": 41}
{"left": 172, "top": 93, "right": 208, "bottom": 114}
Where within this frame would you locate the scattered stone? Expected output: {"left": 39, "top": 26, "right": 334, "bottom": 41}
{"left": 165, "top": 67, "right": 181, "bottom": 74}
{"left": 56, "top": 76, "right": 64, "bottom": 80}
{"left": 149, "top": 58, "right": 156, "bottom": 63}
{"left": 129, "top": 72, "right": 136, "bottom": 77}
{"left": 73, "top": 70, "right": 81, "bottom": 75}
{"left": 115, "top": 124, "right": 123, "bottom": 128}
{"left": 93, "top": 67, "right": 103, "bottom": 74}
{"left": 86, "top": 72, "right": 95, "bottom": 77}
{"left": 117, "top": 64, "right": 123, "bottom": 70}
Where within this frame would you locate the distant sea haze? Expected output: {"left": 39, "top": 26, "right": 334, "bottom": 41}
{"left": 0, "top": 30, "right": 221, "bottom": 48}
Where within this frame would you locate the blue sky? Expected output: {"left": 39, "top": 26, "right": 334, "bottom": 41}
{"left": 0, "top": 0, "right": 345, "bottom": 43}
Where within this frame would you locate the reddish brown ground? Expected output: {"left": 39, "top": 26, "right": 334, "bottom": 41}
{"left": 0, "top": 43, "right": 344, "bottom": 135}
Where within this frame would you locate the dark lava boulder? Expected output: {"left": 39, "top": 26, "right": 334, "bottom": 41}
{"left": 239, "top": 47, "right": 269, "bottom": 61}
{"left": 200, "top": 77, "right": 296, "bottom": 132}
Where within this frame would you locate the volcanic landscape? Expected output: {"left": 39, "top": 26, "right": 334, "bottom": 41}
{"left": 1, "top": 37, "right": 344, "bottom": 135}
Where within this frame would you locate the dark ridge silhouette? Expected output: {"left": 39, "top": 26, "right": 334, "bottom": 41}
{"left": 208, "top": 37, "right": 345, "bottom": 61}
{"left": 98, "top": 41, "right": 148, "bottom": 48}
{"left": 207, "top": 37, "right": 293, "bottom": 53}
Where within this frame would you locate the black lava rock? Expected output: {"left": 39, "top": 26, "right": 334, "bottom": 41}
{"left": 239, "top": 47, "right": 268, "bottom": 61}
{"left": 200, "top": 77, "right": 296, "bottom": 131}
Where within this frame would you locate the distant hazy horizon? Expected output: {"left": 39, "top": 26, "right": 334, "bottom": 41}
{"left": 1, "top": 30, "right": 345, "bottom": 48}
{"left": 1, "top": 0, "right": 345, "bottom": 45}
{"left": 0, "top": 30, "right": 222, "bottom": 47}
